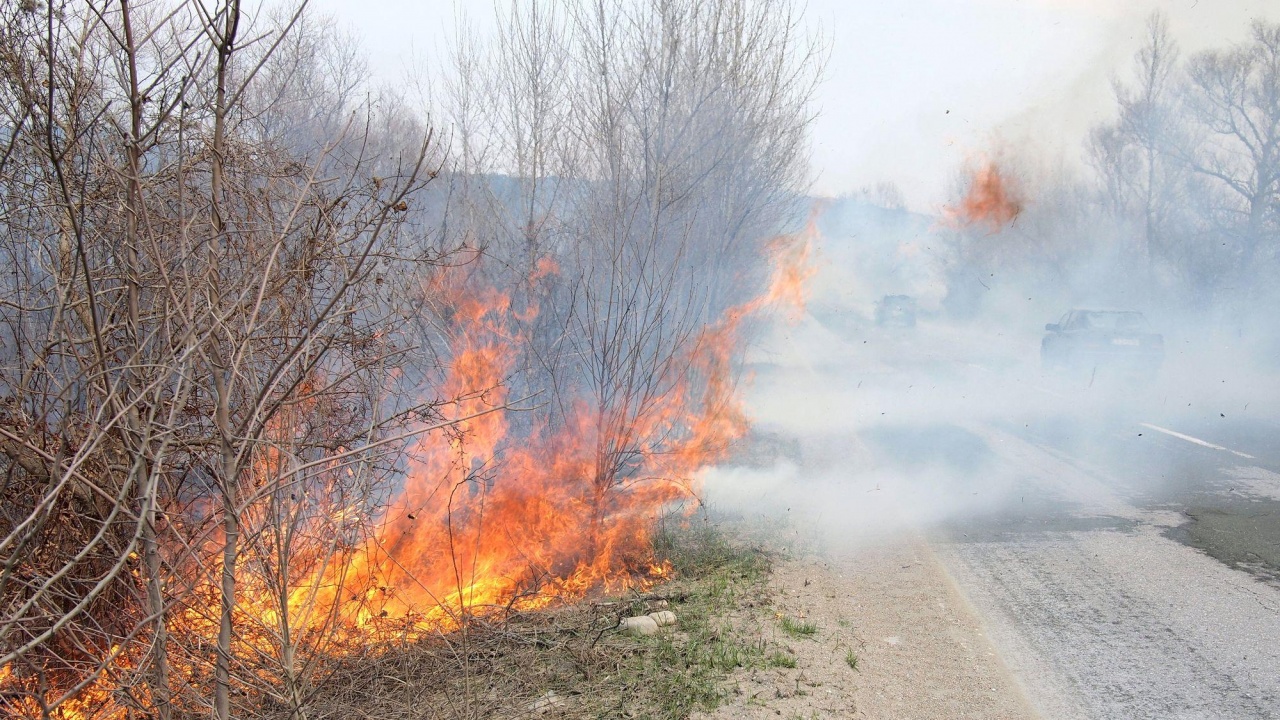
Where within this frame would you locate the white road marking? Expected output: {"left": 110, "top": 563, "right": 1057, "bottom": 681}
{"left": 1138, "top": 423, "right": 1257, "bottom": 460}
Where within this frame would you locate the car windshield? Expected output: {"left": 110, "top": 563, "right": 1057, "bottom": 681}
{"left": 1078, "top": 311, "right": 1148, "bottom": 331}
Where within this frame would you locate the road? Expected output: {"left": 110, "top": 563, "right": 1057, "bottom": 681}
{"left": 934, "top": 415, "right": 1280, "bottom": 719}
{"left": 721, "top": 311, "right": 1280, "bottom": 718}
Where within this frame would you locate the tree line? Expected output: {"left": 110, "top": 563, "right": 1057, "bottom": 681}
{"left": 944, "top": 13, "right": 1280, "bottom": 330}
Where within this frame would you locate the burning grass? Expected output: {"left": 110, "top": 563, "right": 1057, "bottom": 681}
{"left": 0, "top": 217, "right": 820, "bottom": 720}
{"left": 291, "top": 219, "right": 820, "bottom": 639}
{"left": 295, "top": 518, "right": 780, "bottom": 719}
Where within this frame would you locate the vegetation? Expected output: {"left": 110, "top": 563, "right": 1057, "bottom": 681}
{"left": 941, "top": 13, "right": 1280, "bottom": 328}
{"left": 0, "top": 1, "right": 819, "bottom": 718}
{"left": 780, "top": 616, "right": 819, "bottom": 639}
{"left": 769, "top": 651, "right": 800, "bottom": 669}
{"left": 299, "top": 521, "right": 780, "bottom": 719}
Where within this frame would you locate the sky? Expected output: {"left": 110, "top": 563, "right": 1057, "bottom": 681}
{"left": 311, "top": 0, "right": 1277, "bottom": 212}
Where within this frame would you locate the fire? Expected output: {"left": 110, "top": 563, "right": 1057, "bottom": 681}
{"left": 1, "top": 222, "right": 819, "bottom": 719}
{"left": 943, "top": 159, "right": 1022, "bottom": 232}
{"left": 1, "top": 648, "right": 132, "bottom": 720}
{"left": 759, "top": 213, "right": 819, "bottom": 320}
{"left": 318, "top": 221, "right": 817, "bottom": 631}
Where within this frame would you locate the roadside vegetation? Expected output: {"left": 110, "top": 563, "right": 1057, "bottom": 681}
{"left": 0, "top": 1, "right": 819, "bottom": 717}
{"left": 937, "top": 13, "right": 1280, "bottom": 334}
{"left": 300, "top": 519, "right": 784, "bottom": 719}
{"left": 845, "top": 649, "right": 860, "bottom": 672}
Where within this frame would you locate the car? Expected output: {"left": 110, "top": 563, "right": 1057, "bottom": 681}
{"left": 875, "top": 294, "right": 917, "bottom": 327}
{"left": 1041, "top": 309, "right": 1163, "bottom": 372}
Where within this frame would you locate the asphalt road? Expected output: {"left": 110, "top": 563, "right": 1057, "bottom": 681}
{"left": 932, "top": 416, "right": 1280, "bottom": 719}
{"left": 738, "top": 312, "right": 1280, "bottom": 718}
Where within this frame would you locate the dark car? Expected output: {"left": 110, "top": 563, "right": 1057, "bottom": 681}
{"left": 875, "top": 295, "right": 917, "bottom": 327}
{"left": 1041, "top": 309, "right": 1163, "bottom": 372}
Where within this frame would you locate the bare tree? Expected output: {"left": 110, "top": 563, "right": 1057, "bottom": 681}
{"left": 1182, "top": 20, "right": 1280, "bottom": 284}
{"left": 0, "top": 2, "right": 455, "bottom": 718}
{"left": 1088, "top": 11, "right": 1187, "bottom": 280}
{"left": 1, "top": 0, "right": 819, "bottom": 717}
{"left": 429, "top": 0, "right": 822, "bottom": 589}
{"left": 1082, "top": 13, "right": 1280, "bottom": 310}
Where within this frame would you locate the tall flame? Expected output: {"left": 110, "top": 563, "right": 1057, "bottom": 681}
{"left": 1, "top": 222, "right": 819, "bottom": 719}
{"left": 326, "top": 223, "right": 818, "bottom": 630}
{"left": 760, "top": 214, "right": 819, "bottom": 320}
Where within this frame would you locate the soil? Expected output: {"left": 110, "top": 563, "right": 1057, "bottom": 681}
{"left": 694, "top": 533, "right": 1039, "bottom": 719}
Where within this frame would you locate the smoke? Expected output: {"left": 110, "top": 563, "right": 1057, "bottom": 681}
{"left": 695, "top": 7, "right": 1280, "bottom": 551}
{"left": 701, "top": 151, "right": 1280, "bottom": 549}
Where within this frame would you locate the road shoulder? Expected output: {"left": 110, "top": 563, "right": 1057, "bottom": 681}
{"left": 695, "top": 532, "right": 1038, "bottom": 719}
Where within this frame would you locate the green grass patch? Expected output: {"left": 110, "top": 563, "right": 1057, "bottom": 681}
{"left": 610, "top": 520, "right": 774, "bottom": 716}
{"left": 845, "top": 649, "right": 859, "bottom": 671}
{"left": 779, "top": 615, "right": 817, "bottom": 638}
{"left": 767, "top": 651, "right": 797, "bottom": 669}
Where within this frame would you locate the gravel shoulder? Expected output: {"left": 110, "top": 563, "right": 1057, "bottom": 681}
{"left": 695, "top": 532, "right": 1038, "bottom": 719}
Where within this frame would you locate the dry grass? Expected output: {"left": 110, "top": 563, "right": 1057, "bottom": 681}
{"left": 294, "top": 521, "right": 778, "bottom": 719}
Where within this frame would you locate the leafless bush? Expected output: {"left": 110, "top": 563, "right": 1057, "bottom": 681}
{"left": 439, "top": 0, "right": 821, "bottom": 518}
{"left": 0, "top": 2, "right": 457, "bottom": 718}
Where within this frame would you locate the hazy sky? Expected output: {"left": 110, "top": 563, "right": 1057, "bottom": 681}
{"left": 312, "top": 0, "right": 1277, "bottom": 211}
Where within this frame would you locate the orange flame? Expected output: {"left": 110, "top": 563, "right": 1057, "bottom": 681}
{"left": 942, "top": 160, "right": 1021, "bottom": 232}
{"left": 1, "top": 221, "right": 821, "bottom": 719}
{"left": 1, "top": 649, "right": 132, "bottom": 720}
{"left": 760, "top": 217, "right": 818, "bottom": 320}
{"left": 321, "top": 222, "right": 817, "bottom": 631}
